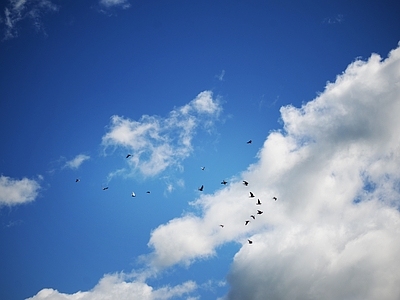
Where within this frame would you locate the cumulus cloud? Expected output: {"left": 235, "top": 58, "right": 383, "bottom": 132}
{"left": 145, "top": 44, "right": 400, "bottom": 299}
{"left": 0, "top": 175, "right": 41, "bottom": 206}
{"left": 1, "top": 0, "right": 59, "bottom": 40}
{"left": 99, "top": 0, "right": 131, "bottom": 9}
{"left": 102, "top": 90, "right": 222, "bottom": 177}
{"left": 63, "top": 154, "right": 90, "bottom": 170}
{"left": 27, "top": 272, "right": 197, "bottom": 300}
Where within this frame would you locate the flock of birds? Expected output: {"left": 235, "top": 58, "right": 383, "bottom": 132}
{"left": 75, "top": 139, "right": 278, "bottom": 245}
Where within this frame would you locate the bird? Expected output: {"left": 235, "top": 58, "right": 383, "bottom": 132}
{"left": 102, "top": 187, "right": 109, "bottom": 190}
{"left": 221, "top": 180, "right": 228, "bottom": 185}
{"left": 219, "top": 224, "right": 224, "bottom": 228}
{"left": 247, "top": 140, "right": 252, "bottom": 144}
{"left": 146, "top": 191, "right": 150, "bottom": 194}
{"left": 249, "top": 192, "right": 255, "bottom": 198}
{"left": 131, "top": 192, "right": 136, "bottom": 197}
{"left": 250, "top": 215, "right": 255, "bottom": 220}
{"left": 75, "top": 179, "right": 80, "bottom": 183}
{"left": 243, "top": 180, "right": 249, "bottom": 186}
{"left": 198, "top": 185, "right": 204, "bottom": 191}
{"left": 256, "top": 199, "right": 262, "bottom": 205}
{"left": 126, "top": 154, "right": 132, "bottom": 158}
{"left": 245, "top": 220, "right": 250, "bottom": 225}
{"left": 201, "top": 166, "right": 205, "bottom": 170}
{"left": 248, "top": 239, "right": 253, "bottom": 244}
{"left": 257, "top": 210, "right": 263, "bottom": 215}
{"left": 273, "top": 196, "right": 278, "bottom": 201}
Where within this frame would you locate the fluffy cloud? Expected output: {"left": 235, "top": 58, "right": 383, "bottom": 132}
{"left": 0, "top": 175, "right": 41, "bottom": 206}
{"left": 1, "top": 0, "right": 59, "bottom": 40}
{"left": 146, "top": 45, "right": 400, "bottom": 299}
{"left": 63, "top": 154, "right": 90, "bottom": 170}
{"left": 27, "top": 273, "right": 197, "bottom": 300}
{"left": 102, "top": 90, "right": 222, "bottom": 177}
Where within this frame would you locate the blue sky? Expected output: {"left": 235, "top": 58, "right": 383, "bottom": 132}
{"left": 1, "top": 1, "right": 400, "bottom": 299}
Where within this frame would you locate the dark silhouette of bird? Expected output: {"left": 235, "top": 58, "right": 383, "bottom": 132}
{"left": 248, "top": 239, "right": 253, "bottom": 244}
{"left": 201, "top": 166, "right": 205, "bottom": 170}
{"left": 250, "top": 215, "right": 255, "bottom": 220}
{"left": 249, "top": 192, "right": 255, "bottom": 198}
{"left": 126, "top": 154, "right": 132, "bottom": 158}
{"left": 243, "top": 180, "right": 249, "bottom": 186}
{"left": 273, "top": 196, "right": 278, "bottom": 201}
{"left": 221, "top": 180, "right": 228, "bottom": 185}
{"left": 198, "top": 185, "right": 204, "bottom": 191}
{"left": 247, "top": 140, "right": 252, "bottom": 144}
{"left": 131, "top": 192, "right": 136, "bottom": 197}
{"left": 102, "top": 187, "right": 109, "bottom": 190}
{"left": 75, "top": 179, "right": 80, "bottom": 183}
{"left": 245, "top": 220, "right": 250, "bottom": 225}
{"left": 257, "top": 210, "right": 263, "bottom": 215}
{"left": 220, "top": 224, "right": 224, "bottom": 228}
{"left": 256, "top": 199, "right": 262, "bottom": 205}
{"left": 146, "top": 191, "right": 150, "bottom": 194}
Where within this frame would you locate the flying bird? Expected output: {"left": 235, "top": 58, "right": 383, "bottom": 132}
{"left": 245, "top": 220, "right": 250, "bottom": 225}
{"left": 198, "top": 185, "right": 204, "bottom": 191}
{"left": 102, "top": 187, "right": 109, "bottom": 190}
{"left": 75, "top": 179, "right": 80, "bottom": 183}
{"left": 247, "top": 140, "right": 252, "bottom": 144}
{"left": 249, "top": 192, "right": 255, "bottom": 198}
{"left": 256, "top": 199, "right": 262, "bottom": 205}
{"left": 131, "top": 192, "right": 136, "bottom": 197}
{"left": 257, "top": 210, "right": 263, "bottom": 215}
{"left": 126, "top": 154, "right": 132, "bottom": 158}
{"left": 273, "top": 196, "right": 278, "bottom": 201}
{"left": 220, "top": 224, "right": 224, "bottom": 228}
{"left": 201, "top": 166, "right": 205, "bottom": 170}
{"left": 248, "top": 239, "right": 253, "bottom": 244}
{"left": 243, "top": 180, "right": 249, "bottom": 186}
{"left": 146, "top": 191, "right": 150, "bottom": 194}
{"left": 221, "top": 180, "right": 228, "bottom": 185}
{"left": 250, "top": 215, "right": 255, "bottom": 220}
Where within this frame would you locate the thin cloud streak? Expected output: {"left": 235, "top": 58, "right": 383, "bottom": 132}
{"left": 64, "top": 154, "right": 90, "bottom": 170}
{"left": 102, "top": 90, "right": 222, "bottom": 177}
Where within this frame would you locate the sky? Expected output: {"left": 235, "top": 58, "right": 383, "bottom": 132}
{"left": 1, "top": 1, "right": 400, "bottom": 299}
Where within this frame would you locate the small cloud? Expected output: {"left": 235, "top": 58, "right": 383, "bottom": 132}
{"left": 216, "top": 70, "right": 225, "bottom": 81}
{"left": 1, "top": 0, "right": 59, "bottom": 40}
{"left": 99, "top": 0, "right": 131, "bottom": 9}
{"left": 0, "top": 175, "right": 41, "bottom": 206}
{"left": 64, "top": 154, "right": 90, "bottom": 170}
{"left": 323, "top": 14, "right": 344, "bottom": 24}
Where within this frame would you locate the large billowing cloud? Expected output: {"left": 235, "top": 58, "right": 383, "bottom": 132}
{"left": 0, "top": 175, "right": 41, "bottom": 206}
{"left": 102, "top": 90, "right": 222, "bottom": 177}
{"left": 29, "top": 44, "right": 400, "bottom": 299}
{"left": 1, "top": 0, "right": 59, "bottom": 40}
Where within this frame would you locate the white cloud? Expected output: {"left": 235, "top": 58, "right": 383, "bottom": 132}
{"left": 102, "top": 90, "right": 221, "bottom": 177}
{"left": 27, "top": 273, "right": 197, "bottom": 300}
{"left": 99, "top": 0, "right": 131, "bottom": 9}
{"left": 0, "top": 175, "right": 41, "bottom": 206}
{"left": 64, "top": 154, "right": 90, "bottom": 170}
{"left": 1, "top": 0, "right": 59, "bottom": 40}
{"left": 145, "top": 44, "right": 400, "bottom": 299}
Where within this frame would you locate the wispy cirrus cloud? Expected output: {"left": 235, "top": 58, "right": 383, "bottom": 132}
{"left": 1, "top": 0, "right": 59, "bottom": 40}
{"left": 0, "top": 175, "right": 41, "bottom": 206}
{"left": 102, "top": 90, "right": 222, "bottom": 177}
{"left": 99, "top": 0, "right": 131, "bottom": 9}
{"left": 63, "top": 154, "right": 90, "bottom": 170}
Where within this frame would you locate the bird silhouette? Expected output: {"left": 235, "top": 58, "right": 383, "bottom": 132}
{"left": 257, "top": 210, "right": 263, "bottom": 215}
{"left": 243, "top": 180, "right": 249, "bottom": 186}
{"left": 247, "top": 140, "right": 252, "bottom": 144}
{"left": 248, "top": 239, "right": 253, "bottom": 244}
{"left": 249, "top": 192, "right": 255, "bottom": 198}
{"left": 256, "top": 199, "right": 262, "bottom": 205}
{"left": 273, "top": 196, "right": 278, "bottom": 201}
{"left": 126, "top": 154, "right": 132, "bottom": 158}
{"left": 198, "top": 185, "right": 204, "bottom": 191}
{"left": 102, "top": 187, "right": 109, "bottom": 190}
{"left": 146, "top": 191, "right": 150, "bottom": 194}
{"left": 131, "top": 192, "right": 136, "bottom": 197}
{"left": 75, "top": 179, "right": 80, "bottom": 183}
{"left": 250, "top": 215, "right": 255, "bottom": 220}
{"left": 221, "top": 180, "right": 228, "bottom": 185}
{"left": 201, "top": 166, "right": 205, "bottom": 170}
{"left": 220, "top": 224, "right": 224, "bottom": 228}
{"left": 245, "top": 220, "right": 250, "bottom": 225}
